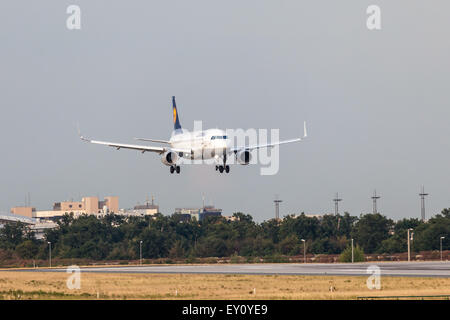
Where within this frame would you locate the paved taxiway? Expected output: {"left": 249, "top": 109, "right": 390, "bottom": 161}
{"left": 8, "top": 261, "right": 450, "bottom": 277}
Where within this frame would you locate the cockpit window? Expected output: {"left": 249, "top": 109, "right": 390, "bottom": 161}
{"left": 211, "top": 135, "right": 228, "bottom": 140}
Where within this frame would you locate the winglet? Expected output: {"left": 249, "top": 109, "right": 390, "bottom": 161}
{"left": 303, "top": 121, "right": 308, "bottom": 138}
{"left": 77, "top": 123, "right": 90, "bottom": 142}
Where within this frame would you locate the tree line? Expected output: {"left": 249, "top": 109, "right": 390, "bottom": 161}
{"left": 0, "top": 209, "right": 449, "bottom": 261}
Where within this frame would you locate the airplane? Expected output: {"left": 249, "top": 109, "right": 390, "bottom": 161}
{"left": 79, "top": 96, "right": 307, "bottom": 174}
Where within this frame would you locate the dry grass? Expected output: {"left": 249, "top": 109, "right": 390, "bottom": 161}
{"left": 0, "top": 272, "right": 449, "bottom": 300}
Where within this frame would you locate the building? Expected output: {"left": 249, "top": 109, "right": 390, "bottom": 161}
{"left": 0, "top": 213, "right": 57, "bottom": 240}
{"left": 174, "top": 205, "right": 222, "bottom": 221}
{"left": 173, "top": 213, "right": 192, "bottom": 222}
{"left": 132, "top": 197, "right": 159, "bottom": 215}
{"left": 103, "top": 196, "right": 119, "bottom": 213}
{"left": 223, "top": 215, "right": 239, "bottom": 222}
{"left": 11, "top": 196, "right": 119, "bottom": 220}
{"left": 121, "top": 197, "right": 160, "bottom": 217}
{"left": 10, "top": 207, "right": 36, "bottom": 218}
{"left": 200, "top": 206, "right": 223, "bottom": 220}
{"left": 304, "top": 213, "right": 324, "bottom": 220}
{"left": 175, "top": 208, "right": 202, "bottom": 221}
{"left": 81, "top": 197, "right": 98, "bottom": 214}
{"left": 287, "top": 213, "right": 324, "bottom": 220}
{"left": 29, "top": 221, "right": 58, "bottom": 240}
{"left": 0, "top": 212, "right": 35, "bottom": 226}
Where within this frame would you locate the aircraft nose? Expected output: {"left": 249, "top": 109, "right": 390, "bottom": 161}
{"left": 214, "top": 140, "right": 227, "bottom": 151}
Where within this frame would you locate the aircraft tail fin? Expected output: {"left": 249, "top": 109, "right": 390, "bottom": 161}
{"left": 172, "top": 96, "right": 182, "bottom": 132}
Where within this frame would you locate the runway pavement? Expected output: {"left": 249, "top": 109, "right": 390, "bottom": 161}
{"left": 6, "top": 261, "right": 450, "bottom": 277}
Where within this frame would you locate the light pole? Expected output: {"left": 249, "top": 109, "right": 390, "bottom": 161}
{"left": 140, "top": 241, "right": 143, "bottom": 266}
{"left": 333, "top": 193, "right": 342, "bottom": 216}
{"left": 407, "top": 228, "right": 413, "bottom": 262}
{"left": 301, "top": 239, "right": 306, "bottom": 263}
{"left": 440, "top": 237, "right": 445, "bottom": 262}
{"left": 351, "top": 238, "right": 354, "bottom": 263}
{"left": 47, "top": 241, "right": 51, "bottom": 268}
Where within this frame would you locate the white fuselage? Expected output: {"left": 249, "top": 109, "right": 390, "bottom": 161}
{"left": 169, "top": 128, "right": 230, "bottom": 160}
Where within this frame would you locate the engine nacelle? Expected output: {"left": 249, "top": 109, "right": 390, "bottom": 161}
{"left": 161, "top": 151, "right": 178, "bottom": 166}
{"left": 236, "top": 150, "right": 251, "bottom": 165}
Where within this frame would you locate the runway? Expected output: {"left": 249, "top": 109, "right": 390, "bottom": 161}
{"left": 8, "top": 261, "right": 450, "bottom": 277}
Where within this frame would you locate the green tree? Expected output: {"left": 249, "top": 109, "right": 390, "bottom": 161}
{"left": 279, "top": 214, "right": 320, "bottom": 241}
{"left": 412, "top": 211, "right": 450, "bottom": 251}
{"left": 379, "top": 235, "right": 405, "bottom": 254}
{"left": 169, "top": 240, "right": 186, "bottom": 258}
{"left": 278, "top": 235, "right": 300, "bottom": 255}
{"left": 16, "top": 240, "right": 39, "bottom": 259}
{"left": 0, "top": 222, "right": 28, "bottom": 249}
{"left": 5, "top": 208, "right": 448, "bottom": 263}
{"left": 339, "top": 245, "right": 364, "bottom": 262}
{"left": 352, "top": 213, "right": 393, "bottom": 253}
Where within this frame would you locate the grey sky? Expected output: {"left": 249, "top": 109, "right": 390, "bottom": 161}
{"left": 1, "top": 1, "right": 449, "bottom": 222}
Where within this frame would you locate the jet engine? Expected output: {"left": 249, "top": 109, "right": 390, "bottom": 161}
{"left": 161, "top": 151, "right": 178, "bottom": 166}
{"left": 236, "top": 150, "right": 251, "bottom": 165}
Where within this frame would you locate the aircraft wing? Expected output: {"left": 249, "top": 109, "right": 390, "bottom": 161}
{"left": 230, "top": 121, "right": 307, "bottom": 153}
{"left": 81, "top": 136, "right": 166, "bottom": 154}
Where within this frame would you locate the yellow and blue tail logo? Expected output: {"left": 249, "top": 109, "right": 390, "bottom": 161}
{"left": 172, "top": 96, "right": 182, "bottom": 131}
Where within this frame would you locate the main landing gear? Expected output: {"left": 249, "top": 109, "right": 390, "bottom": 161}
{"left": 170, "top": 165, "right": 181, "bottom": 174}
{"left": 215, "top": 154, "right": 230, "bottom": 174}
{"left": 215, "top": 165, "right": 230, "bottom": 173}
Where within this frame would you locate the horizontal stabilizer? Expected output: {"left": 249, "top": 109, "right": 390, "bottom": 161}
{"left": 134, "top": 138, "right": 170, "bottom": 144}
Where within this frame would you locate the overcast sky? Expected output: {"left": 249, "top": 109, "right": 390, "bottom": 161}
{"left": 1, "top": 1, "right": 449, "bottom": 222}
